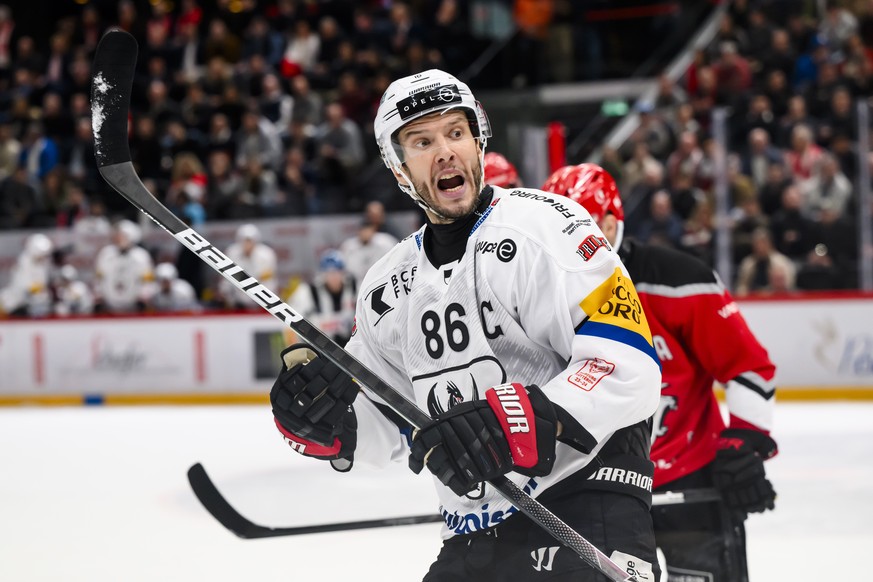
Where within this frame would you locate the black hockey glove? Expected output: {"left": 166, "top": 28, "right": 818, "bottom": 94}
{"left": 711, "top": 428, "right": 778, "bottom": 515}
{"left": 270, "top": 344, "right": 358, "bottom": 470}
{"left": 408, "top": 383, "right": 559, "bottom": 497}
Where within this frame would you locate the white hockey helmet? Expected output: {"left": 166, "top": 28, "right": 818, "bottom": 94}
{"left": 24, "top": 233, "right": 53, "bottom": 258}
{"left": 236, "top": 223, "right": 261, "bottom": 243}
{"left": 115, "top": 219, "right": 142, "bottom": 246}
{"left": 155, "top": 262, "right": 178, "bottom": 281}
{"left": 374, "top": 69, "right": 491, "bottom": 209}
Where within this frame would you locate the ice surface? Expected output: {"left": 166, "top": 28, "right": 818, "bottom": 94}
{"left": 1, "top": 402, "right": 870, "bottom": 581}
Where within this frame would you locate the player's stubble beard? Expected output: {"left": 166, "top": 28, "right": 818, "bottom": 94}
{"left": 410, "top": 157, "right": 484, "bottom": 222}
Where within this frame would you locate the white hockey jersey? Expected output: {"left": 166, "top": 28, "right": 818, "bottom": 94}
{"left": 94, "top": 244, "right": 154, "bottom": 312}
{"left": 344, "top": 186, "right": 662, "bottom": 539}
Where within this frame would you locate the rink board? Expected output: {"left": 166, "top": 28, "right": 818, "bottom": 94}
{"left": 1, "top": 294, "right": 872, "bottom": 404}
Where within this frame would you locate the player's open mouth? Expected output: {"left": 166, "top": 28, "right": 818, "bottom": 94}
{"left": 436, "top": 172, "right": 466, "bottom": 197}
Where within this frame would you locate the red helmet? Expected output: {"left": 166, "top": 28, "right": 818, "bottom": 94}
{"left": 484, "top": 152, "right": 520, "bottom": 188}
{"left": 542, "top": 163, "right": 624, "bottom": 248}
{"left": 541, "top": 163, "right": 624, "bottom": 223}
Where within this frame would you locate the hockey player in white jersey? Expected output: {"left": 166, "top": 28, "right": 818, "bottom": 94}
{"left": 94, "top": 220, "right": 154, "bottom": 313}
{"left": 141, "top": 262, "right": 200, "bottom": 313}
{"left": 219, "top": 224, "right": 277, "bottom": 310}
{"left": 268, "top": 70, "right": 663, "bottom": 581}
{"left": 0, "top": 233, "right": 54, "bottom": 317}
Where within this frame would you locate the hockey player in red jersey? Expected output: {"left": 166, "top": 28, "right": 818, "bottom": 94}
{"left": 543, "top": 163, "right": 777, "bottom": 582}
{"left": 483, "top": 151, "right": 522, "bottom": 188}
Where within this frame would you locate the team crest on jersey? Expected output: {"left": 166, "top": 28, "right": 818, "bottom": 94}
{"left": 412, "top": 356, "right": 506, "bottom": 418}
{"left": 576, "top": 234, "right": 611, "bottom": 261}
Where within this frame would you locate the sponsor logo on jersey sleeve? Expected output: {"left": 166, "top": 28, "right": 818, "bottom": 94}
{"left": 577, "top": 267, "right": 660, "bottom": 368}
{"left": 576, "top": 234, "right": 611, "bottom": 261}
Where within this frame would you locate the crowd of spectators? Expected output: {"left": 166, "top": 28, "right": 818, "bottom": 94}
{"left": 0, "top": 0, "right": 681, "bottom": 232}
{"left": 598, "top": 0, "right": 873, "bottom": 295}
{"left": 1, "top": 0, "right": 872, "bottom": 319}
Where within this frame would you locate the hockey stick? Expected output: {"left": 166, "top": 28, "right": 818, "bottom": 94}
{"left": 92, "top": 29, "right": 640, "bottom": 582}
{"left": 188, "top": 462, "right": 721, "bottom": 539}
{"left": 187, "top": 463, "right": 443, "bottom": 538}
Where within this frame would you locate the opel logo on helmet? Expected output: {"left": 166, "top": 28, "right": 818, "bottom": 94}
{"left": 438, "top": 86, "right": 458, "bottom": 102}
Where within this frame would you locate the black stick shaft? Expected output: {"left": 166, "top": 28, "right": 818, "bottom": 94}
{"left": 188, "top": 461, "right": 720, "bottom": 539}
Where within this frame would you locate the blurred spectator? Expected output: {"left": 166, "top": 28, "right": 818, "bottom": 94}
{"left": 241, "top": 155, "right": 281, "bottom": 216}
{"left": 732, "top": 197, "right": 769, "bottom": 262}
{"left": 797, "top": 198, "right": 858, "bottom": 290}
{"left": 340, "top": 203, "right": 400, "bottom": 287}
{"left": 636, "top": 189, "right": 684, "bottom": 249}
{"left": 202, "top": 18, "right": 241, "bottom": 64}
{"left": 130, "top": 116, "right": 164, "bottom": 183}
{"left": 205, "top": 113, "right": 235, "bottom": 157}
{"left": 205, "top": 149, "right": 247, "bottom": 219}
{"left": 242, "top": 15, "right": 284, "bottom": 66}
{"left": 759, "top": 161, "right": 793, "bottom": 217}
{"left": 622, "top": 141, "right": 662, "bottom": 194}
{"left": 628, "top": 103, "right": 672, "bottom": 160}
{"left": 817, "top": 85, "right": 856, "bottom": 146}
{"left": 278, "top": 146, "right": 317, "bottom": 216}
{"left": 94, "top": 220, "right": 154, "bottom": 313}
{"left": 0, "top": 118, "right": 21, "bottom": 181}
{"left": 66, "top": 116, "right": 101, "bottom": 195}
{"left": 737, "top": 94, "right": 777, "bottom": 146}
{"left": 680, "top": 197, "right": 714, "bottom": 264}
{"left": 314, "top": 102, "right": 365, "bottom": 213}
{"left": 763, "top": 70, "right": 791, "bottom": 118}
{"left": 783, "top": 124, "right": 823, "bottom": 182}
{"left": 283, "top": 19, "right": 320, "bottom": 75}
{"left": 287, "top": 250, "right": 357, "bottom": 346}
{"left": 259, "top": 73, "right": 293, "bottom": 134}
{"left": 742, "top": 128, "right": 784, "bottom": 190}
{"left": 819, "top": 0, "right": 858, "bottom": 47}
{"left": 235, "top": 108, "right": 281, "bottom": 172}
{"left": 800, "top": 153, "right": 852, "bottom": 218}
{"left": 670, "top": 172, "right": 705, "bottom": 221}
{"left": 289, "top": 74, "right": 323, "bottom": 129}
{"left": 776, "top": 95, "right": 814, "bottom": 149}
{"left": 141, "top": 262, "right": 199, "bottom": 313}
{"left": 760, "top": 28, "right": 796, "bottom": 81}
{"left": 20, "top": 122, "right": 59, "bottom": 182}
{"left": 713, "top": 41, "right": 752, "bottom": 100}
{"left": 51, "top": 264, "right": 93, "bottom": 316}
{"left": 0, "top": 233, "right": 53, "bottom": 317}
{"left": 0, "top": 5, "right": 13, "bottom": 78}
{"left": 484, "top": 151, "right": 522, "bottom": 188}
{"left": 625, "top": 161, "right": 665, "bottom": 235}
{"left": 180, "top": 82, "right": 214, "bottom": 137}
{"left": 219, "top": 223, "right": 277, "bottom": 309}
{"left": 770, "top": 184, "right": 815, "bottom": 262}
{"left": 0, "top": 165, "right": 36, "bottom": 229}
{"left": 735, "top": 227, "right": 796, "bottom": 296}
{"left": 666, "top": 131, "right": 703, "bottom": 190}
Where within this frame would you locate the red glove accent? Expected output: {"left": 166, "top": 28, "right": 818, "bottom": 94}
{"left": 274, "top": 418, "right": 342, "bottom": 458}
{"left": 485, "top": 383, "right": 539, "bottom": 469}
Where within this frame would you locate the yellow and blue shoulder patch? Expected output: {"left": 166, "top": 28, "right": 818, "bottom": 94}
{"left": 577, "top": 267, "right": 660, "bottom": 369}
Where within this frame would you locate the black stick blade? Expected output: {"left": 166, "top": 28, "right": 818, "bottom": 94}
{"left": 91, "top": 29, "right": 138, "bottom": 168}
{"left": 187, "top": 463, "right": 262, "bottom": 539}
